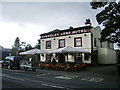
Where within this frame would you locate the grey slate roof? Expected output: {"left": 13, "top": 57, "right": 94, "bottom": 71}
{"left": 40, "top": 26, "right": 93, "bottom": 36}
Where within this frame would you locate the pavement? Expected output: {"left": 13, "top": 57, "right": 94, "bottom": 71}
{"left": 36, "top": 65, "right": 119, "bottom": 81}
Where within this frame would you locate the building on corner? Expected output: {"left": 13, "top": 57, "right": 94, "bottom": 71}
{"left": 40, "top": 22, "right": 116, "bottom": 65}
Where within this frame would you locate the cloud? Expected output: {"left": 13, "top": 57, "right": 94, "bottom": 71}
{"left": 1, "top": 2, "right": 101, "bottom": 48}
{"left": 0, "top": 22, "right": 47, "bottom": 48}
{"left": 2, "top": 2, "right": 99, "bottom": 26}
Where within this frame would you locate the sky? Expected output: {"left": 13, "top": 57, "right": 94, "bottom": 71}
{"left": 0, "top": 1, "right": 102, "bottom": 49}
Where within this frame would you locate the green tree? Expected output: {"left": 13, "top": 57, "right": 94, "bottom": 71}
{"left": 34, "top": 39, "right": 41, "bottom": 49}
{"left": 11, "top": 37, "right": 21, "bottom": 56}
{"left": 90, "top": 1, "right": 120, "bottom": 42}
{"left": 11, "top": 37, "right": 27, "bottom": 55}
{"left": 25, "top": 44, "right": 33, "bottom": 51}
{"left": 10, "top": 46, "right": 17, "bottom": 56}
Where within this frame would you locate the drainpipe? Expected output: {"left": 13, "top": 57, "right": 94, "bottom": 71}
{"left": 91, "top": 32, "right": 93, "bottom": 65}
{"left": 91, "top": 33, "right": 93, "bottom": 51}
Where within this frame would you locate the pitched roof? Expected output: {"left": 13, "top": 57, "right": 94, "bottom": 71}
{"left": 40, "top": 25, "right": 93, "bottom": 36}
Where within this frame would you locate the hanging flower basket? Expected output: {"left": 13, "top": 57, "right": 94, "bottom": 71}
{"left": 39, "top": 63, "right": 88, "bottom": 71}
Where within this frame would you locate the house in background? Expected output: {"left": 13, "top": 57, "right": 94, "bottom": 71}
{"left": 40, "top": 20, "right": 116, "bottom": 65}
{"left": 0, "top": 46, "right": 11, "bottom": 60}
{"left": 2, "top": 48, "right": 11, "bottom": 59}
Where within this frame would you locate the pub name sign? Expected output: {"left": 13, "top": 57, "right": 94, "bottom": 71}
{"left": 41, "top": 29, "right": 91, "bottom": 39}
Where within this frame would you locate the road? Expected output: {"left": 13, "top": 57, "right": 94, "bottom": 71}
{"left": 1, "top": 65, "right": 119, "bottom": 89}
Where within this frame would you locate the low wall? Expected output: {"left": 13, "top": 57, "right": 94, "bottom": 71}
{"left": 98, "top": 48, "right": 116, "bottom": 64}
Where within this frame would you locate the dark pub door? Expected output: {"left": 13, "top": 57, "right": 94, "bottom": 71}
{"left": 58, "top": 53, "right": 65, "bottom": 63}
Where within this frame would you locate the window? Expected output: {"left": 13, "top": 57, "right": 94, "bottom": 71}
{"left": 94, "top": 38, "right": 97, "bottom": 47}
{"left": 46, "top": 54, "right": 52, "bottom": 63}
{"left": 59, "top": 39, "right": 65, "bottom": 48}
{"left": 84, "top": 53, "right": 89, "bottom": 60}
{"left": 74, "top": 37, "right": 82, "bottom": 47}
{"left": 46, "top": 41, "right": 51, "bottom": 49}
{"left": 74, "top": 53, "right": 82, "bottom": 64}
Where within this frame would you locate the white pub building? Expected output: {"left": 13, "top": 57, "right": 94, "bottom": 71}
{"left": 40, "top": 21, "right": 116, "bottom": 65}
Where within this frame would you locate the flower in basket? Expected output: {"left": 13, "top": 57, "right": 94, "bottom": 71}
{"left": 64, "top": 64, "right": 74, "bottom": 72}
{"left": 55, "top": 64, "right": 63, "bottom": 71}
{"left": 40, "top": 64, "right": 46, "bottom": 69}
{"left": 74, "top": 64, "right": 83, "bottom": 71}
{"left": 81, "top": 64, "right": 88, "bottom": 70}
{"left": 46, "top": 64, "right": 54, "bottom": 70}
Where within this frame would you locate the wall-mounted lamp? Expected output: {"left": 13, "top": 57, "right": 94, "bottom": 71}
{"left": 68, "top": 36, "right": 71, "bottom": 38}
{"left": 84, "top": 34, "right": 87, "bottom": 36}
{"left": 53, "top": 38, "right": 56, "bottom": 40}
{"left": 98, "top": 38, "right": 101, "bottom": 40}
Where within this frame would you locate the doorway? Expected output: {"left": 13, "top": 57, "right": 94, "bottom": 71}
{"left": 58, "top": 54, "right": 65, "bottom": 63}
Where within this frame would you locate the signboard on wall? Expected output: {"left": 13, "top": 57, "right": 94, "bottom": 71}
{"left": 41, "top": 29, "right": 91, "bottom": 39}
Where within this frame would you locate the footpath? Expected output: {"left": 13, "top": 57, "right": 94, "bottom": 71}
{"left": 37, "top": 65, "right": 118, "bottom": 81}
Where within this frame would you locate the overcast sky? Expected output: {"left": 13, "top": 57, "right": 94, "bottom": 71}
{"left": 0, "top": 1, "right": 102, "bottom": 48}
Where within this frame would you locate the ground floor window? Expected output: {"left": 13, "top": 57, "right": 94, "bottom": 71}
{"left": 46, "top": 54, "right": 52, "bottom": 63}
{"left": 74, "top": 53, "right": 82, "bottom": 64}
{"left": 84, "top": 53, "right": 89, "bottom": 60}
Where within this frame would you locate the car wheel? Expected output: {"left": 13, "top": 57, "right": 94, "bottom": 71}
{"left": 17, "top": 66, "right": 20, "bottom": 70}
{"left": 24, "top": 67, "right": 28, "bottom": 71}
{"left": 1, "top": 65, "right": 4, "bottom": 68}
{"left": 32, "top": 68, "right": 36, "bottom": 71}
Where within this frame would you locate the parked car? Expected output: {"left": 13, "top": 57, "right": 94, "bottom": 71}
{"left": 0, "top": 60, "right": 4, "bottom": 68}
{"left": 2, "top": 56, "right": 22, "bottom": 69}
{"left": 20, "top": 60, "right": 39, "bottom": 71}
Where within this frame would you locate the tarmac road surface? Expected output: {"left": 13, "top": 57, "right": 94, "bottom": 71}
{"left": 1, "top": 65, "right": 119, "bottom": 89}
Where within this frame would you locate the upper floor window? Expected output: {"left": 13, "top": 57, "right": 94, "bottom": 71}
{"left": 59, "top": 39, "right": 65, "bottom": 48}
{"left": 94, "top": 38, "right": 97, "bottom": 47}
{"left": 74, "top": 37, "right": 82, "bottom": 47}
{"left": 46, "top": 41, "right": 51, "bottom": 49}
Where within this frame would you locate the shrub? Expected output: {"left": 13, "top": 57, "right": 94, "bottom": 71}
{"left": 39, "top": 63, "right": 88, "bottom": 71}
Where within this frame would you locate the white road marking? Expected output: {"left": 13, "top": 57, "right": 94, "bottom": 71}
{"left": 37, "top": 73, "right": 50, "bottom": 76}
{"left": 81, "top": 77, "right": 103, "bottom": 82}
{"left": 42, "top": 83, "right": 64, "bottom": 89}
{"left": 3, "top": 69, "right": 25, "bottom": 72}
{"left": 2, "top": 74, "right": 25, "bottom": 81}
{"left": 55, "top": 76, "right": 71, "bottom": 79}
{"left": 55, "top": 75, "right": 79, "bottom": 80}
{"left": 41, "top": 83, "right": 75, "bottom": 90}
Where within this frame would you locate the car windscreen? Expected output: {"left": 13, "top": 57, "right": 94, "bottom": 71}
{"left": 5, "top": 56, "right": 14, "bottom": 61}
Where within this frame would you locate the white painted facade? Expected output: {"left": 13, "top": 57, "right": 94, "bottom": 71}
{"left": 40, "top": 33, "right": 92, "bottom": 63}
{"left": 40, "top": 26, "right": 117, "bottom": 64}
